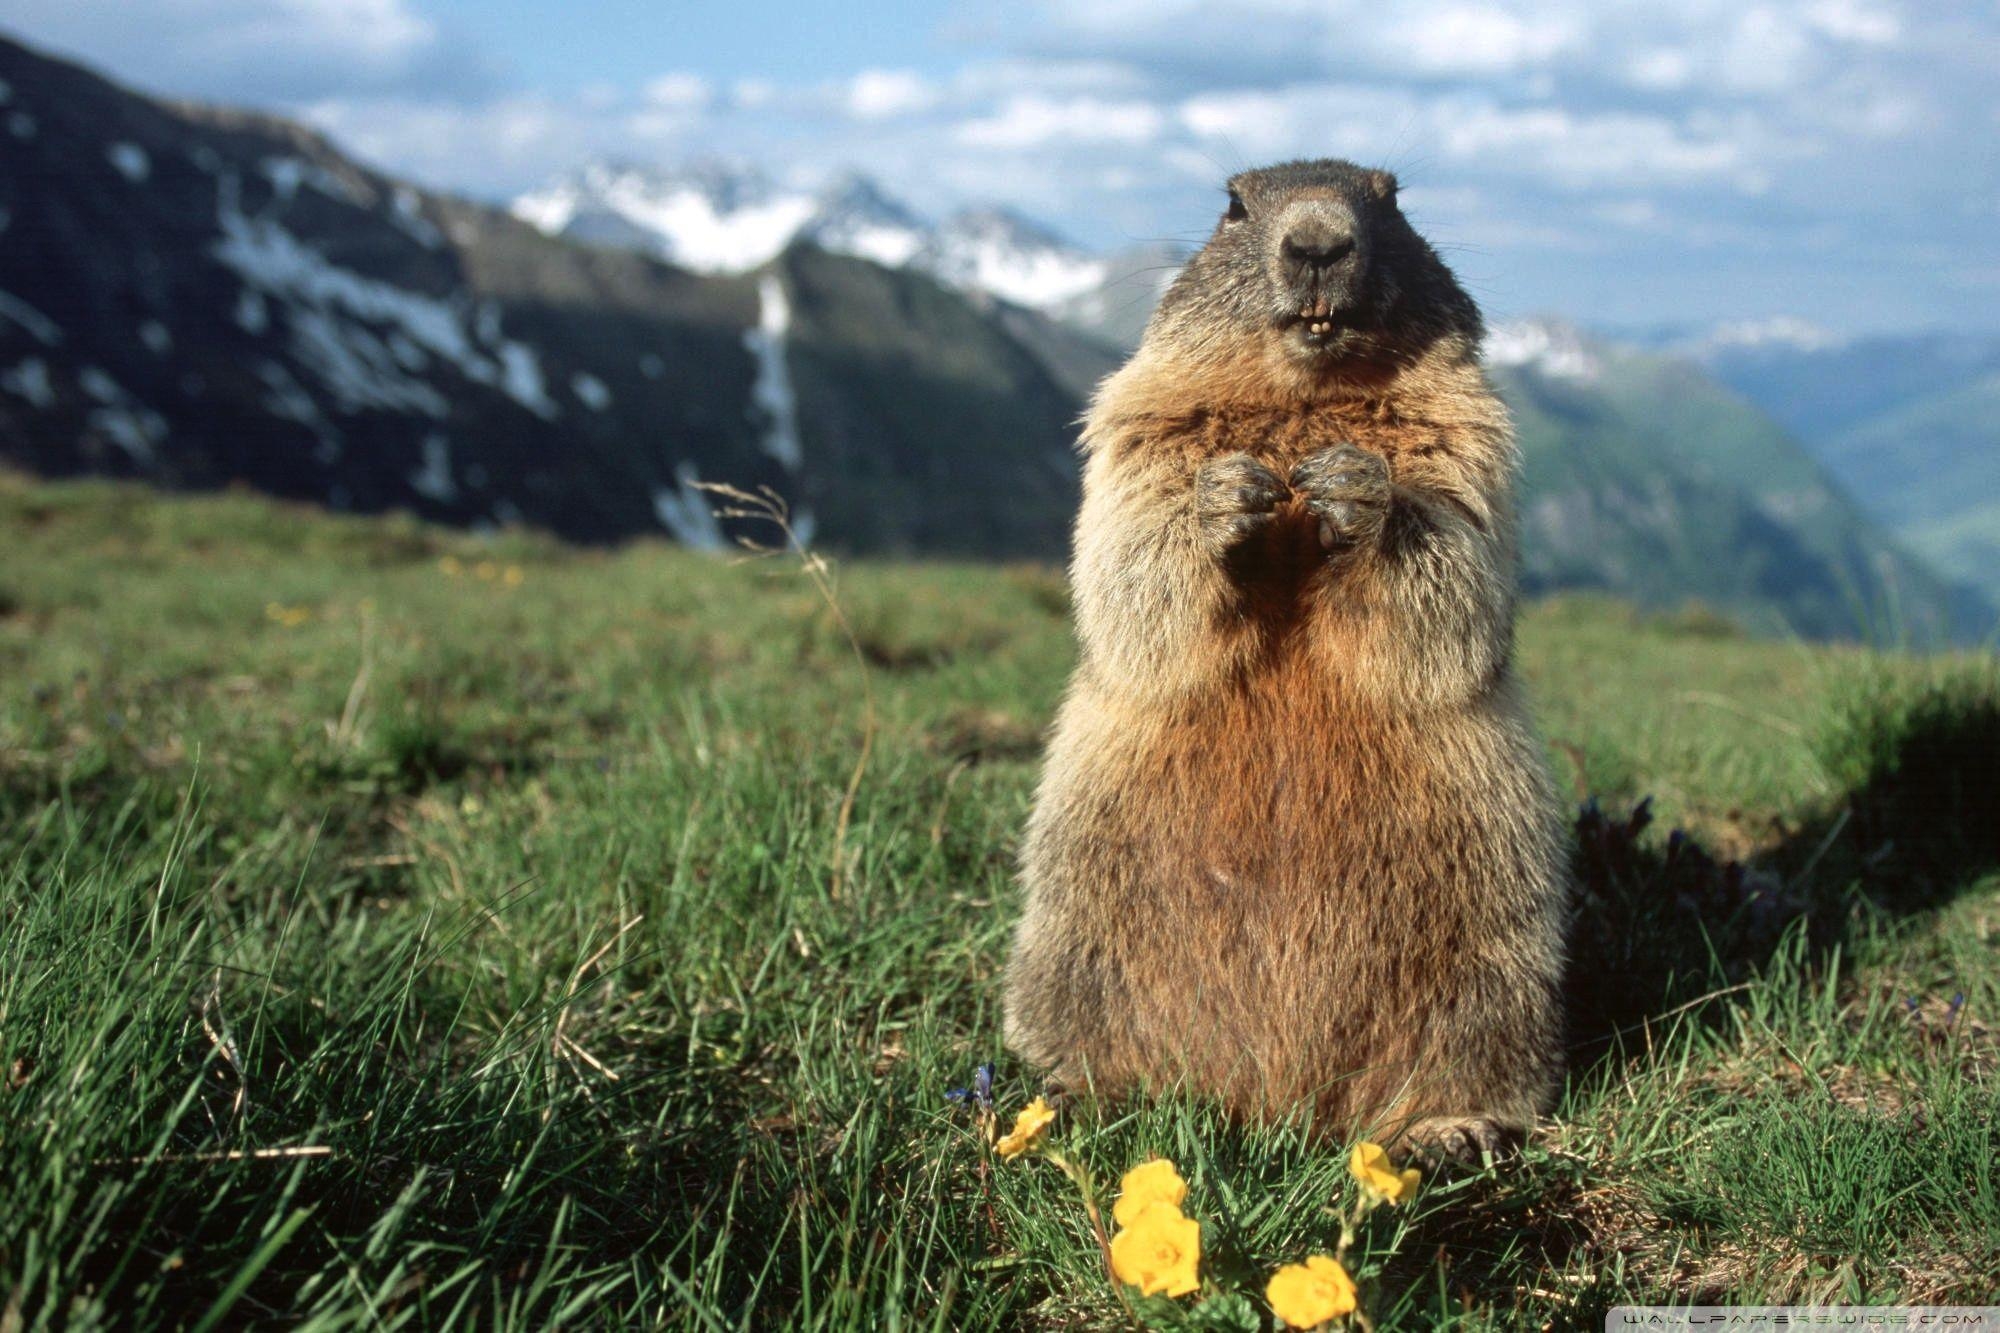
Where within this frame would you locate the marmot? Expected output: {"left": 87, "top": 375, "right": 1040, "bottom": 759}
{"left": 1002, "top": 159, "right": 1568, "bottom": 1159}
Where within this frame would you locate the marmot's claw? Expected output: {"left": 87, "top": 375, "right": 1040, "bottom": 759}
{"left": 1196, "top": 452, "right": 1286, "bottom": 549}
{"left": 1291, "top": 443, "right": 1389, "bottom": 550}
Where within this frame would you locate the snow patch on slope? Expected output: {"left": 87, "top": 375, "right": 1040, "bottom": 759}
{"left": 107, "top": 142, "right": 150, "bottom": 182}
{"left": 570, "top": 371, "right": 611, "bottom": 411}
{"left": 652, "top": 462, "right": 726, "bottom": 549}
{"left": 742, "top": 273, "right": 803, "bottom": 470}
{"left": 409, "top": 433, "right": 458, "bottom": 502}
{"left": 389, "top": 186, "right": 444, "bottom": 249}
{"left": 0, "top": 290, "right": 62, "bottom": 344}
{"left": 262, "top": 155, "right": 365, "bottom": 206}
{"left": 211, "top": 171, "right": 558, "bottom": 419}
{"left": 1, "top": 357, "right": 55, "bottom": 408}
{"left": 234, "top": 288, "right": 268, "bottom": 334}
{"left": 79, "top": 366, "right": 167, "bottom": 463}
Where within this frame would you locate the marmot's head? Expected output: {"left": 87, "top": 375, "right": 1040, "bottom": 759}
{"left": 1145, "top": 159, "right": 1481, "bottom": 382}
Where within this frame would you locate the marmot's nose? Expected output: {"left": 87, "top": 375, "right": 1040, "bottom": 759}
{"left": 1281, "top": 224, "right": 1357, "bottom": 273}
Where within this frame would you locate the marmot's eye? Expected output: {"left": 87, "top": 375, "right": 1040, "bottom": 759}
{"left": 1224, "top": 192, "right": 1249, "bottom": 223}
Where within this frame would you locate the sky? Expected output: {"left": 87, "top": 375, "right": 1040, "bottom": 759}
{"left": 4, "top": 0, "right": 1997, "bottom": 335}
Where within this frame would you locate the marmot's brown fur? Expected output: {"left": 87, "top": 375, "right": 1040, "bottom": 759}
{"left": 1002, "top": 159, "right": 1568, "bottom": 1159}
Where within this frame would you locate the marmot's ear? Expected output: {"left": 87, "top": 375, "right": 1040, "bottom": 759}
{"left": 1367, "top": 170, "right": 1398, "bottom": 202}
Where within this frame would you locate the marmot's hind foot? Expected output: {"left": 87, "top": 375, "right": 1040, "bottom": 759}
{"left": 1404, "top": 1115, "right": 1524, "bottom": 1167}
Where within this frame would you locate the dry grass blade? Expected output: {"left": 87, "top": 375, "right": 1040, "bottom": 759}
{"left": 691, "top": 480, "right": 877, "bottom": 901}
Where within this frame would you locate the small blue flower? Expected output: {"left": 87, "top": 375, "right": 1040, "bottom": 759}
{"left": 946, "top": 1061, "right": 996, "bottom": 1111}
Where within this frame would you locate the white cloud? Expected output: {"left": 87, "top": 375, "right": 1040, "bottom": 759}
{"left": 643, "top": 72, "right": 711, "bottom": 110}
{"left": 301, "top": 95, "right": 602, "bottom": 189}
{"left": 1177, "top": 85, "right": 1400, "bottom": 160}
{"left": 1395, "top": 5, "right": 1584, "bottom": 74}
{"left": 957, "top": 94, "right": 1165, "bottom": 148}
{"left": 1, "top": 0, "right": 468, "bottom": 100}
{"left": 949, "top": 58, "right": 1151, "bottom": 98}
{"left": 199, "top": 0, "right": 435, "bottom": 67}
{"left": 1625, "top": 47, "right": 1697, "bottom": 90}
{"left": 731, "top": 78, "right": 778, "bottom": 110}
{"left": 1805, "top": 0, "right": 1901, "bottom": 45}
{"left": 1179, "top": 84, "right": 1762, "bottom": 192}
{"left": 845, "top": 69, "right": 937, "bottom": 120}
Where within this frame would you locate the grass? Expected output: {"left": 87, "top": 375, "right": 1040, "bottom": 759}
{"left": 1, "top": 472, "right": 1996, "bottom": 1329}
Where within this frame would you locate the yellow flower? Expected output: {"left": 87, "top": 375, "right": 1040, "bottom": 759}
{"left": 263, "top": 602, "right": 311, "bottom": 628}
{"left": 1113, "top": 1158, "right": 1189, "bottom": 1228}
{"left": 1109, "top": 1203, "right": 1201, "bottom": 1298}
{"left": 438, "top": 555, "right": 462, "bottom": 577}
{"left": 992, "top": 1097, "right": 1055, "bottom": 1159}
{"left": 1349, "top": 1141, "right": 1420, "bottom": 1205}
{"left": 502, "top": 565, "right": 524, "bottom": 588}
{"left": 474, "top": 560, "right": 500, "bottom": 581}
{"left": 1266, "top": 1254, "right": 1357, "bottom": 1328}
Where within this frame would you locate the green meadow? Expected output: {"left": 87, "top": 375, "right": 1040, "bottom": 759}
{"left": 2, "top": 473, "right": 1996, "bottom": 1329}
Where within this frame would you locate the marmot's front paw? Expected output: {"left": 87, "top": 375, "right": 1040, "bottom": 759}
{"left": 1196, "top": 453, "right": 1286, "bottom": 551}
{"left": 1292, "top": 443, "right": 1389, "bottom": 552}
{"left": 1404, "top": 1115, "right": 1523, "bottom": 1167}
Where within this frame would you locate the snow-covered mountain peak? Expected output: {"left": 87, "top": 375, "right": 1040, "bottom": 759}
{"left": 920, "top": 206, "right": 1107, "bottom": 310}
{"left": 510, "top": 161, "right": 1106, "bottom": 311}
{"left": 510, "top": 159, "right": 817, "bottom": 274}
{"left": 801, "top": 171, "right": 928, "bottom": 268}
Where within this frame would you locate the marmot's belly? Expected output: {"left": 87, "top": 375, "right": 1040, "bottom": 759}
{"left": 1013, "top": 675, "right": 1562, "bottom": 1120}
{"left": 1072, "top": 688, "right": 1506, "bottom": 903}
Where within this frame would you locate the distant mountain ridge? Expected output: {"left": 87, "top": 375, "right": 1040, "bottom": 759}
{"left": 0, "top": 30, "right": 1988, "bottom": 643}
{"left": 511, "top": 161, "right": 1111, "bottom": 309}
{"left": 1676, "top": 327, "right": 2000, "bottom": 608}
{"left": 0, "top": 31, "right": 1110, "bottom": 557}
{"left": 1488, "top": 318, "right": 1989, "bottom": 641}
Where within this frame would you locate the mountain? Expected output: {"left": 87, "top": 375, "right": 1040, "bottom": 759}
{"left": 1490, "top": 320, "right": 1990, "bottom": 642}
{"left": 511, "top": 161, "right": 1109, "bottom": 311}
{"left": 0, "top": 33, "right": 1112, "bottom": 556}
{"left": 0, "top": 32, "right": 1984, "bottom": 642}
{"left": 1684, "top": 327, "right": 2000, "bottom": 609}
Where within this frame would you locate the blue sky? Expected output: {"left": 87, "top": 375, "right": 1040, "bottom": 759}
{"left": 5, "top": 0, "right": 1997, "bottom": 335}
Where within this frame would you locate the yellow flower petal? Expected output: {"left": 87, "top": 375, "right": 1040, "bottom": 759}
{"left": 1109, "top": 1203, "right": 1201, "bottom": 1298}
{"left": 1267, "top": 1254, "right": 1357, "bottom": 1328}
{"left": 1349, "top": 1141, "right": 1419, "bottom": 1204}
{"left": 1113, "top": 1158, "right": 1189, "bottom": 1228}
{"left": 992, "top": 1097, "right": 1056, "bottom": 1159}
